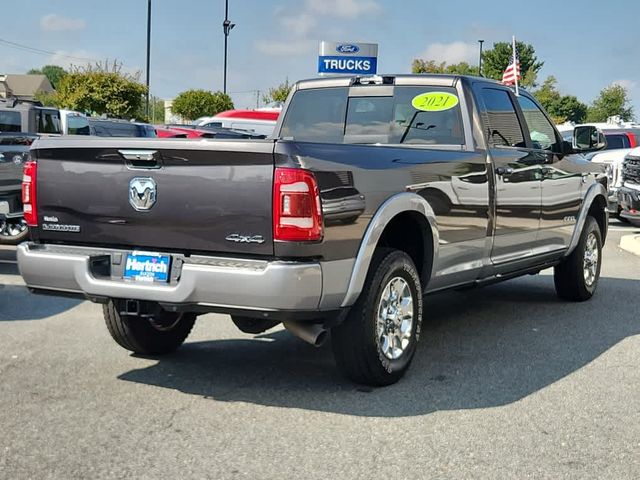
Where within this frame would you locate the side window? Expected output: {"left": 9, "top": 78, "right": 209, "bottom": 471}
{"left": 0, "top": 111, "right": 21, "bottom": 132}
{"left": 67, "top": 116, "right": 90, "bottom": 135}
{"left": 517, "top": 95, "right": 559, "bottom": 152}
{"left": 603, "top": 134, "right": 626, "bottom": 150}
{"left": 479, "top": 88, "right": 525, "bottom": 148}
{"left": 37, "top": 110, "right": 61, "bottom": 134}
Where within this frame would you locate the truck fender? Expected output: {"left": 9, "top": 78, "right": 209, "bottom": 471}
{"left": 340, "top": 192, "right": 439, "bottom": 307}
{"left": 565, "top": 182, "right": 608, "bottom": 257}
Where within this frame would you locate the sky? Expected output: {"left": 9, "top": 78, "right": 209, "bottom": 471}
{"left": 3, "top": 0, "right": 639, "bottom": 117}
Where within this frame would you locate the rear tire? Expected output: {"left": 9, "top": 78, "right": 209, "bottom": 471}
{"left": 554, "top": 216, "right": 602, "bottom": 301}
{"left": 332, "top": 249, "right": 423, "bottom": 386}
{"left": 103, "top": 300, "right": 196, "bottom": 355}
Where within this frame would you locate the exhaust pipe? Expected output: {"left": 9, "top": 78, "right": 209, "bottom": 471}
{"left": 283, "top": 321, "right": 328, "bottom": 347}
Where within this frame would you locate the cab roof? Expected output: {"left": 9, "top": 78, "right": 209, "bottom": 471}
{"left": 295, "top": 74, "right": 503, "bottom": 90}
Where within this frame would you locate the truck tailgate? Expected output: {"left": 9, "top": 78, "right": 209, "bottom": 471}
{"left": 32, "top": 137, "right": 275, "bottom": 256}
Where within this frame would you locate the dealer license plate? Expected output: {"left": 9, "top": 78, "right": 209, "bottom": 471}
{"left": 0, "top": 201, "right": 9, "bottom": 215}
{"left": 124, "top": 252, "right": 171, "bottom": 283}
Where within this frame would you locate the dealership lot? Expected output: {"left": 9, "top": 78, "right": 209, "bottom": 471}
{"left": 1, "top": 221, "right": 639, "bottom": 479}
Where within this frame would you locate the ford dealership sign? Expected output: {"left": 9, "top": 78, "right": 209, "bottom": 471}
{"left": 319, "top": 41, "right": 378, "bottom": 75}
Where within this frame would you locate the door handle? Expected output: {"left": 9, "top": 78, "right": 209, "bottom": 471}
{"left": 119, "top": 150, "right": 157, "bottom": 161}
{"left": 496, "top": 166, "right": 514, "bottom": 176}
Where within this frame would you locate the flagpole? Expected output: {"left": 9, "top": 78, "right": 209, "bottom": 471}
{"left": 512, "top": 35, "right": 519, "bottom": 96}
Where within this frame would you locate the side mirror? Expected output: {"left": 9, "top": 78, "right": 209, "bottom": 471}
{"left": 573, "top": 125, "right": 607, "bottom": 152}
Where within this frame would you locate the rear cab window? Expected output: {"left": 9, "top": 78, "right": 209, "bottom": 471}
{"left": 0, "top": 111, "right": 22, "bottom": 132}
{"left": 279, "top": 85, "right": 466, "bottom": 147}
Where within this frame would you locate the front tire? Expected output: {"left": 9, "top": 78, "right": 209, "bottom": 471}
{"left": 103, "top": 300, "right": 196, "bottom": 355}
{"left": 554, "top": 216, "right": 602, "bottom": 301}
{"left": 332, "top": 249, "right": 423, "bottom": 386}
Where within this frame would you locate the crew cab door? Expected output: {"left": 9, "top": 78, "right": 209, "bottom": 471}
{"left": 475, "top": 86, "right": 543, "bottom": 264}
{"left": 514, "top": 94, "right": 584, "bottom": 250}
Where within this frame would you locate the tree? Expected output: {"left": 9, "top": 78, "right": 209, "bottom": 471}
{"left": 554, "top": 95, "right": 588, "bottom": 124}
{"left": 171, "top": 89, "right": 234, "bottom": 121}
{"left": 42, "top": 61, "right": 147, "bottom": 118}
{"left": 482, "top": 41, "right": 543, "bottom": 88}
{"left": 586, "top": 84, "right": 634, "bottom": 122}
{"left": 532, "top": 76, "right": 587, "bottom": 123}
{"left": 134, "top": 95, "right": 165, "bottom": 124}
{"left": 411, "top": 59, "right": 479, "bottom": 76}
{"left": 27, "top": 65, "right": 68, "bottom": 89}
{"left": 262, "top": 79, "right": 292, "bottom": 105}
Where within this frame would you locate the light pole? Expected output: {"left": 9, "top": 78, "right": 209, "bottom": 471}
{"left": 145, "top": 0, "right": 151, "bottom": 117}
{"left": 478, "top": 39, "right": 484, "bottom": 77}
{"left": 222, "top": 0, "right": 235, "bottom": 95}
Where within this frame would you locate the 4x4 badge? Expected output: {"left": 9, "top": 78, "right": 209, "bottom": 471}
{"left": 225, "top": 234, "right": 265, "bottom": 244}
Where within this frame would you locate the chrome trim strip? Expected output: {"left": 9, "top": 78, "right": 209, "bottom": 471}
{"left": 565, "top": 182, "right": 607, "bottom": 257}
{"left": 340, "top": 192, "right": 439, "bottom": 307}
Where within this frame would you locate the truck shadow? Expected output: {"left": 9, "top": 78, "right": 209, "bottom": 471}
{"left": 0, "top": 285, "right": 81, "bottom": 321}
{"left": 118, "top": 275, "right": 640, "bottom": 417}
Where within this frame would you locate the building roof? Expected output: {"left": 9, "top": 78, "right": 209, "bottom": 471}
{"left": 0, "top": 74, "right": 54, "bottom": 98}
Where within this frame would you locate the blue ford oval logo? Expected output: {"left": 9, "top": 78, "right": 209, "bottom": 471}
{"left": 336, "top": 44, "right": 360, "bottom": 54}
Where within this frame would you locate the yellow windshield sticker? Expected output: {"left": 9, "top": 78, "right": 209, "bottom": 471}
{"left": 412, "top": 92, "right": 459, "bottom": 112}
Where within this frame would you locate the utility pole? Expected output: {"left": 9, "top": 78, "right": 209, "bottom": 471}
{"left": 256, "top": 90, "right": 260, "bottom": 109}
{"left": 145, "top": 0, "right": 151, "bottom": 116}
{"left": 478, "top": 39, "right": 484, "bottom": 77}
{"left": 222, "top": 0, "right": 235, "bottom": 94}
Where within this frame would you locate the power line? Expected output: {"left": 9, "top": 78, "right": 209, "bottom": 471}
{"left": 0, "top": 37, "right": 98, "bottom": 62}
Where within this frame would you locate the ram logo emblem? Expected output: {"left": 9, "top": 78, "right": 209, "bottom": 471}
{"left": 129, "top": 177, "right": 157, "bottom": 211}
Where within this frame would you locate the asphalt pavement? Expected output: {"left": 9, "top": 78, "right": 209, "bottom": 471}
{"left": 1, "top": 221, "right": 639, "bottom": 479}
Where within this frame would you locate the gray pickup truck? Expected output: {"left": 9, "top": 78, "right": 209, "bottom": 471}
{"left": 18, "top": 74, "right": 608, "bottom": 386}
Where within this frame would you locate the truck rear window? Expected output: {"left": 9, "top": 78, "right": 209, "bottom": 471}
{"left": 280, "top": 86, "right": 465, "bottom": 146}
{"left": 0, "top": 111, "right": 21, "bottom": 132}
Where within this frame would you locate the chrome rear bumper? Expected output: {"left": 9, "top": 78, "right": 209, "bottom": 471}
{"left": 17, "top": 243, "right": 335, "bottom": 312}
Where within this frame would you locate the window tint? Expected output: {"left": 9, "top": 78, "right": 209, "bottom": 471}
{"left": 37, "top": 110, "right": 61, "bottom": 134}
{"left": 479, "top": 88, "right": 525, "bottom": 148}
{"left": 67, "top": 115, "right": 90, "bottom": 135}
{"left": 603, "top": 134, "right": 627, "bottom": 150}
{"left": 0, "top": 111, "right": 21, "bottom": 132}
{"left": 344, "top": 96, "right": 394, "bottom": 143}
{"left": 90, "top": 120, "right": 138, "bottom": 137}
{"left": 517, "top": 95, "right": 559, "bottom": 152}
{"left": 280, "top": 86, "right": 465, "bottom": 146}
{"left": 280, "top": 87, "right": 348, "bottom": 143}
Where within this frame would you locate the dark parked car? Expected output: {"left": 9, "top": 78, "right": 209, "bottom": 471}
{"left": 165, "top": 124, "right": 266, "bottom": 139}
{"left": 0, "top": 133, "right": 37, "bottom": 243}
{"left": 0, "top": 98, "right": 61, "bottom": 135}
{"left": 88, "top": 118, "right": 156, "bottom": 137}
{"left": 18, "top": 75, "right": 609, "bottom": 386}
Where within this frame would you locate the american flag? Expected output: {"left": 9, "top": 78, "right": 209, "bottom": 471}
{"left": 501, "top": 49, "right": 521, "bottom": 85}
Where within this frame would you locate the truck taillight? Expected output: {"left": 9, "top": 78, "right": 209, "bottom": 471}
{"left": 273, "top": 167, "right": 323, "bottom": 242}
{"left": 22, "top": 160, "right": 38, "bottom": 227}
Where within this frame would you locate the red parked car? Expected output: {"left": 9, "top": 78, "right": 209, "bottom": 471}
{"left": 154, "top": 126, "right": 188, "bottom": 138}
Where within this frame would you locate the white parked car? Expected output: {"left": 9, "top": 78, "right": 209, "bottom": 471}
{"left": 558, "top": 122, "right": 640, "bottom": 218}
